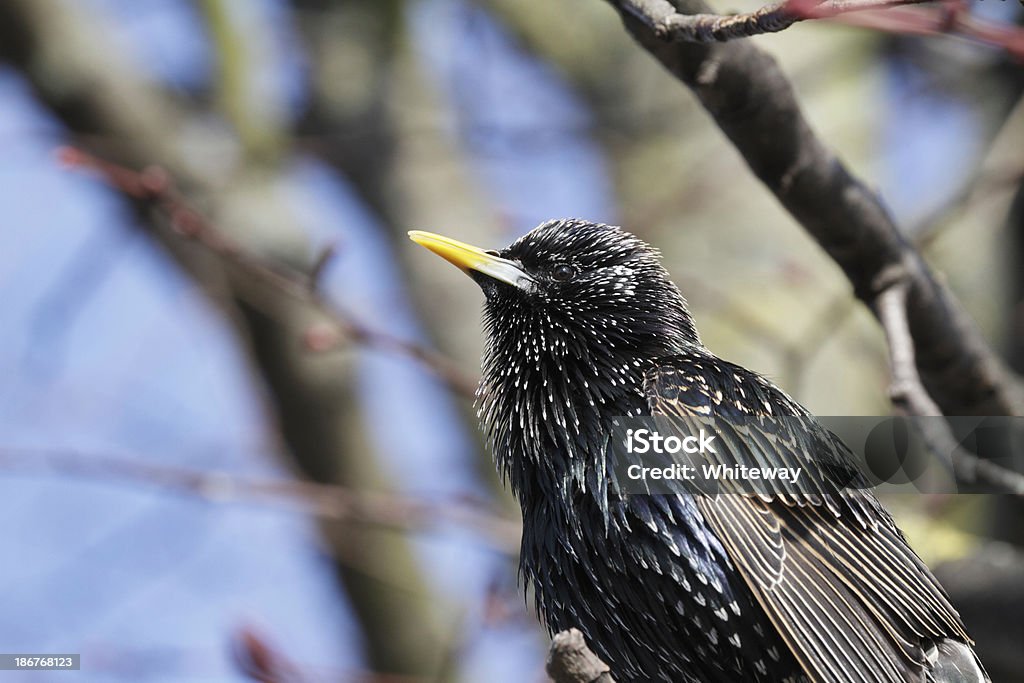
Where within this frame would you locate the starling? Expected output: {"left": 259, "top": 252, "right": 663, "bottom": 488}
{"left": 409, "top": 219, "right": 987, "bottom": 683}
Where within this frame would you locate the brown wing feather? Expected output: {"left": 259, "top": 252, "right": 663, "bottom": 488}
{"left": 646, "top": 354, "right": 973, "bottom": 683}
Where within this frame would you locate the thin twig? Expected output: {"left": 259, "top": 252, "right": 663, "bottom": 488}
{"left": 876, "top": 282, "right": 943, "bottom": 417}
{"left": 830, "top": 3, "right": 1024, "bottom": 59}
{"left": 309, "top": 241, "right": 340, "bottom": 293}
{"left": 0, "top": 447, "right": 521, "bottom": 553}
{"left": 876, "top": 282, "right": 1024, "bottom": 494}
{"left": 234, "top": 628, "right": 307, "bottom": 683}
{"left": 58, "top": 148, "right": 479, "bottom": 399}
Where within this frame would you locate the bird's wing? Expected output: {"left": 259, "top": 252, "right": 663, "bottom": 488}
{"left": 645, "top": 353, "right": 973, "bottom": 683}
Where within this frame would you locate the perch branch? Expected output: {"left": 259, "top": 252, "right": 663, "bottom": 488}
{"left": 604, "top": 0, "right": 1024, "bottom": 418}
{"left": 547, "top": 629, "right": 616, "bottom": 683}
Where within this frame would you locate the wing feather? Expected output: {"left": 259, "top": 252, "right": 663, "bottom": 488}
{"left": 645, "top": 353, "right": 973, "bottom": 683}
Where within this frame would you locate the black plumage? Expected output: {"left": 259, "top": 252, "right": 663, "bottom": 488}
{"left": 410, "top": 219, "right": 987, "bottom": 683}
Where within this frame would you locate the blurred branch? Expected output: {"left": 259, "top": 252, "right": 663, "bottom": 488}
{"left": 291, "top": 0, "right": 404, "bottom": 227}
{"left": 621, "top": 0, "right": 1024, "bottom": 57}
{"left": 834, "top": 3, "right": 1024, "bottom": 59}
{"left": 913, "top": 167, "right": 1024, "bottom": 250}
{"left": 233, "top": 627, "right": 429, "bottom": 683}
{"left": 199, "top": 0, "right": 286, "bottom": 162}
{"left": 26, "top": 227, "right": 132, "bottom": 375}
{"left": 0, "top": 446, "right": 521, "bottom": 554}
{"left": 876, "top": 282, "right": 1024, "bottom": 494}
{"left": 546, "top": 629, "right": 616, "bottom": 683}
{"left": 913, "top": 92, "right": 1024, "bottom": 249}
{"left": 0, "top": 2, "right": 450, "bottom": 675}
{"left": 234, "top": 628, "right": 306, "bottom": 683}
{"left": 288, "top": 0, "right": 518, "bottom": 533}
{"left": 60, "top": 148, "right": 479, "bottom": 399}
{"left": 604, "top": 0, "right": 1024, "bottom": 418}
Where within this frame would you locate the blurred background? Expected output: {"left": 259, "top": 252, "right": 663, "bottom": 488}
{"left": 1, "top": 0, "right": 1023, "bottom": 681}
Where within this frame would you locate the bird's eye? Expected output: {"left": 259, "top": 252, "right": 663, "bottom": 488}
{"left": 550, "top": 264, "right": 576, "bottom": 282}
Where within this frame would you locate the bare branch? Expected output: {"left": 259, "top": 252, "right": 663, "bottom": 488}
{"left": 622, "top": 0, "right": 927, "bottom": 42}
{"left": 604, "top": 0, "right": 1024, "bottom": 418}
{"left": 619, "top": 0, "right": 1024, "bottom": 56}
{"left": 59, "top": 148, "right": 479, "bottom": 400}
{"left": 876, "top": 282, "right": 943, "bottom": 418}
{"left": 547, "top": 629, "right": 616, "bottom": 683}
{"left": 875, "top": 283, "right": 1024, "bottom": 495}
{"left": 622, "top": 0, "right": 800, "bottom": 42}
{"left": 831, "top": 3, "right": 1024, "bottom": 59}
{"left": 0, "top": 446, "right": 521, "bottom": 554}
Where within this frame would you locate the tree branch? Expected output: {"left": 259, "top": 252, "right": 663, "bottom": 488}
{"left": 59, "top": 148, "right": 479, "bottom": 400}
{"left": 604, "top": 0, "right": 1024, "bottom": 418}
{"left": 546, "top": 629, "right": 616, "bottom": 683}
{"left": 0, "top": 446, "right": 521, "bottom": 553}
{"left": 621, "top": 0, "right": 926, "bottom": 43}
{"left": 620, "top": 0, "right": 1024, "bottom": 57}
{"left": 876, "top": 282, "right": 1024, "bottom": 495}
{"left": 623, "top": 0, "right": 798, "bottom": 42}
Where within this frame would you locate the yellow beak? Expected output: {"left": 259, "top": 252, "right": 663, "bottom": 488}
{"left": 408, "top": 230, "right": 533, "bottom": 290}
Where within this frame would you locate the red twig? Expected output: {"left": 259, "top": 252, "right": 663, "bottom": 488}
{"left": 233, "top": 628, "right": 426, "bottom": 683}
{"left": 785, "top": 0, "right": 1024, "bottom": 58}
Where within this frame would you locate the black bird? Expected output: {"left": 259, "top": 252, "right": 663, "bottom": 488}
{"left": 409, "top": 219, "right": 987, "bottom": 683}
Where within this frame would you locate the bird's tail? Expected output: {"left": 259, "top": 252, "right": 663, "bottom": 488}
{"left": 925, "top": 639, "right": 989, "bottom": 683}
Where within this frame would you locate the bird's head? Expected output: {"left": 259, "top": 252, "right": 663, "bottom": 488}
{"left": 409, "top": 219, "right": 700, "bottom": 366}
{"left": 411, "top": 219, "right": 700, "bottom": 494}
